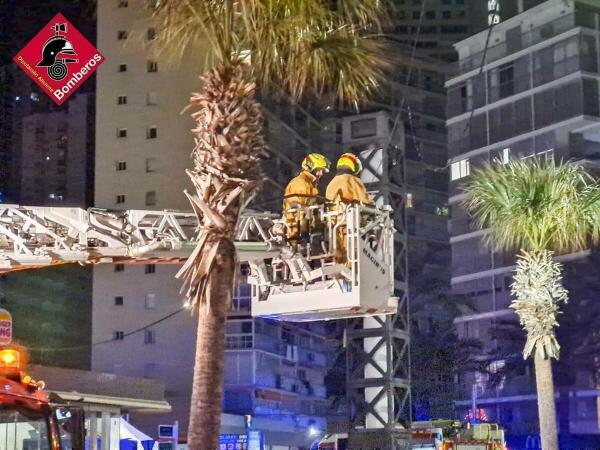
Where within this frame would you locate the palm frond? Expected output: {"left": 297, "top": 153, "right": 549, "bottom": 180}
{"left": 152, "top": 0, "right": 390, "bottom": 106}
{"left": 462, "top": 159, "right": 600, "bottom": 254}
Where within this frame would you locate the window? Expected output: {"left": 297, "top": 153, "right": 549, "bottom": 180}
{"left": 144, "top": 329, "right": 156, "bottom": 344}
{"left": 118, "top": 0, "right": 128, "bottom": 6}
{"left": 117, "top": 128, "right": 127, "bottom": 138}
{"left": 412, "top": 10, "right": 420, "bottom": 19}
{"left": 241, "top": 321, "right": 253, "bottom": 333}
{"left": 425, "top": 10, "right": 435, "bottom": 19}
{"left": 117, "top": 30, "right": 128, "bottom": 40}
{"left": 117, "top": 95, "right": 127, "bottom": 105}
{"left": 147, "top": 126, "right": 157, "bottom": 139}
{"left": 147, "top": 28, "right": 156, "bottom": 40}
{"left": 114, "top": 296, "right": 124, "bottom": 306}
{"left": 145, "top": 294, "right": 157, "bottom": 309}
{"left": 450, "top": 158, "right": 470, "bottom": 180}
{"left": 147, "top": 60, "right": 158, "bottom": 72}
{"left": 115, "top": 264, "right": 125, "bottom": 272}
{"left": 116, "top": 161, "right": 127, "bottom": 171}
{"left": 442, "top": 10, "right": 451, "bottom": 18}
{"left": 145, "top": 264, "right": 156, "bottom": 274}
{"left": 406, "top": 192, "right": 413, "bottom": 208}
{"left": 114, "top": 331, "right": 125, "bottom": 340}
{"left": 145, "top": 191, "right": 156, "bottom": 206}
{"left": 350, "top": 118, "right": 377, "bottom": 139}
{"left": 146, "top": 158, "right": 158, "bottom": 172}
{"left": 116, "top": 194, "right": 126, "bottom": 204}
{"left": 118, "top": 64, "right": 127, "bottom": 72}
{"left": 147, "top": 91, "right": 158, "bottom": 105}
{"left": 226, "top": 335, "right": 253, "bottom": 349}
{"left": 397, "top": 11, "right": 406, "bottom": 19}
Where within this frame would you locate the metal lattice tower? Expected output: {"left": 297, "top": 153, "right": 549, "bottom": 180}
{"left": 341, "top": 112, "right": 411, "bottom": 449}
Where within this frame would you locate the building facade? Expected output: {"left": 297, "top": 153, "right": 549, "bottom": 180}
{"left": 20, "top": 92, "right": 95, "bottom": 206}
{"left": 446, "top": 0, "right": 600, "bottom": 447}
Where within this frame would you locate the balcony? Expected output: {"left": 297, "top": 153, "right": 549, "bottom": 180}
{"left": 448, "top": 78, "right": 600, "bottom": 157}
{"left": 458, "top": 13, "right": 588, "bottom": 73}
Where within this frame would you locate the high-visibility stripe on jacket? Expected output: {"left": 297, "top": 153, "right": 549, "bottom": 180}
{"left": 325, "top": 173, "right": 373, "bottom": 205}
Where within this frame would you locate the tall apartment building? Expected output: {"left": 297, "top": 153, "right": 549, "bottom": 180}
{"left": 94, "top": 0, "right": 328, "bottom": 445}
{"left": 446, "top": 0, "right": 600, "bottom": 447}
{"left": 20, "top": 93, "right": 95, "bottom": 206}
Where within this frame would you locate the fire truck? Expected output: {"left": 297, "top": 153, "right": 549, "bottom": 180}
{"left": 410, "top": 420, "right": 507, "bottom": 450}
{"left": 0, "top": 344, "right": 84, "bottom": 450}
{"left": 315, "top": 421, "right": 506, "bottom": 450}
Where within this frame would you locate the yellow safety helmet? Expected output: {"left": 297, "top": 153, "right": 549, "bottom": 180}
{"left": 301, "top": 153, "right": 330, "bottom": 173}
{"left": 337, "top": 152, "right": 363, "bottom": 175}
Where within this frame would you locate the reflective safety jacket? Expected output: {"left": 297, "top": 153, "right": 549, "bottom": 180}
{"left": 283, "top": 170, "right": 319, "bottom": 212}
{"left": 326, "top": 173, "right": 373, "bottom": 205}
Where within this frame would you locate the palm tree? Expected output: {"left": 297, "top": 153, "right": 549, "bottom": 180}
{"left": 151, "top": 1, "right": 390, "bottom": 448}
{"left": 462, "top": 159, "right": 600, "bottom": 450}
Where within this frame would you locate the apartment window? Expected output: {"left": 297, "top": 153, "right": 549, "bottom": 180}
{"left": 146, "top": 158, "right": 158, "bottom": 172}
{"left": 116, "top": 161, "right": 127, "bottom": 171}
{"left": 147, "top": 28, "right": 156, "bottom": 40}
{"left": 350, "top": 118, "right": 376, "bottom": 139}
{"left": 425, "top": 10, "right": 435, "bottom": 19}
{"left": 114, "top": 296, "right": 124, "bottom": 306}
{"left": 117, "top": 30, "right": 128, "bottom": 40}
{"left": 117, "top": 128, "right": 127, "bottom": 138}
{"left": 117, "top": 95, "right": 127, "bottom": 105}
{"left": 114, "top": 331, "right": 125, "bottom": 340}
{"left": 145, "top": 264, "right": 156, "bottom": 274}
{"left": 147, "top": 126, "right": 157, "bottom": 139}
{"left": 147, "top": 60, "right": 158, "bottom": 72}
{"left": 118, "top": 64, "right": 127, "bottom": 72}
{"left": 116, "top": 194, "right": 126, "bottom": 204}
{"left": 115, "top": 264, "right": 125, "bottom": 272}
{"left": 406, "top": 192, "right": 413, "bottom": 208}
{"left": 412, "top": 11, "right": 420, "bottom": 19}
{"left": 144, "top": 329, "right": 156, "bottom": 344}
{"left": 147, "top": 91, "right": 158, "bottom": 105}
{"left": 118, "top": 0, "right": 128, "bottom": 6}
{"left": 145, "top": 191, "right": 156, "bottom": 206}
{"left": 145, "top": 294, "right": 157, "bottom": 309}
{"left": 450, "top": 158, "right": 470, "bottom": 181}
{"left": 442, "top": 10, "right": 451, "bottom": 18}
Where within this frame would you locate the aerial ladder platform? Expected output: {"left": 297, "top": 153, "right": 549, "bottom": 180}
{"left": 0, "top": 203, "right": 397, "bottom": 321}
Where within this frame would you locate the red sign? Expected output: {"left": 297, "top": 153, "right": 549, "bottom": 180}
{"left": 0, "top": 309, "right": 12, "bottom": 345}
{"left": 13, "top": 13, "right": 105, "bottom": 105}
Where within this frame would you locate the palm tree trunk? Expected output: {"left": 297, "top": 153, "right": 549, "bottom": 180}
{"left": 534, "top": 354, "right": 558, "bottom": 450}
{"left": 187, "top": 244, "right": 235, "bottom": 450}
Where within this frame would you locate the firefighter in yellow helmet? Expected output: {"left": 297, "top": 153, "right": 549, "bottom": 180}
{"left": 326, "top": 153, "right": 373, "bottom": 264}
{"left": 282, "top": 153, "right": 330, "bottom": 239}
{"left": 326, "top": 153, "right": 373, "bottom": 205}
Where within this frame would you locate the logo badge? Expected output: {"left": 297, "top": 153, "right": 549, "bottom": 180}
{"left": 13, "top": 13, "right": 105, "bottom": 105}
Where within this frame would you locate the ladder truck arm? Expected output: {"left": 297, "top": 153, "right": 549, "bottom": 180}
{"left": 0, "top": 204, "right": 397, "bottom": 321}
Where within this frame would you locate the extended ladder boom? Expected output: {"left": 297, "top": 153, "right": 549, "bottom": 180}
{"left": 0, "top": 205, "right": 277, "bottom": 271}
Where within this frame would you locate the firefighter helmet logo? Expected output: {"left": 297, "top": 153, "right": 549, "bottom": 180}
{"left": 13, "top": 13, "right": 104, "bottom": 105}
{"left": 37, "top": 23, "right": 78, "bottom": 81}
